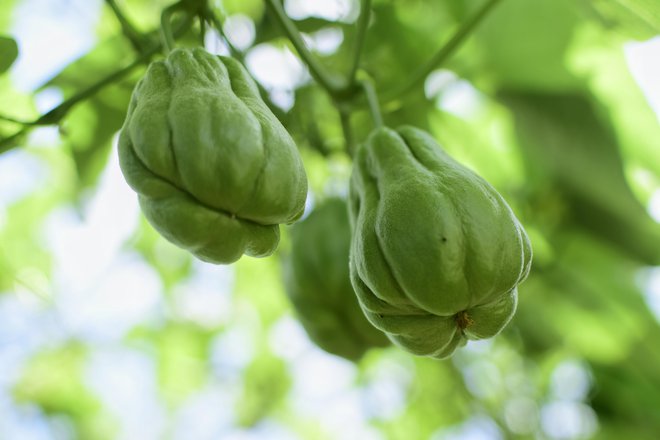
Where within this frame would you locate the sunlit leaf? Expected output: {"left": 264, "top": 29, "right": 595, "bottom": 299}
{"left": 235, "top": 351, "right": 291, "bottom": 426}
{"left": 0, "top": 36, "right": 18, "bottom": 74}
{"left": 588, "top": 0, "right": 660, "bottom": 38}
{"left": 502, "top": 91, "right": 660, "bottom": 265}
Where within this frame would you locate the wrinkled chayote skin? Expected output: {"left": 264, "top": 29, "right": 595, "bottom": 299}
{"left": 118, "top": 48, "right": 307, "bottom": 264}
{"left": 349, "top": 126, "right": 532, "bottom": 359}
{"left": 283, "top": 198, "right": 390, "bottom": 361}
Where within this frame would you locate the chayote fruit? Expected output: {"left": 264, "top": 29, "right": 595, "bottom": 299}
{"left": 282, "top": 198, "right": 390, "bottom": 361}
{"left": 349, "top": 126, "right": 532, "bottom": 359}
{"left": 118, "top": 48, "right": 307, "bottom": 264}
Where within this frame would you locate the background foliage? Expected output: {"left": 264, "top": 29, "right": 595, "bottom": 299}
{"left": 1, "top": 0, "right": 660, "bottom": 439}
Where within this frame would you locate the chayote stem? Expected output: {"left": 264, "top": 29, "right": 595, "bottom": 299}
{"left": 104, "top": 0, "right": 148, "bottom": 53}
{"left": 160, "top": 1, "right": 187, "bottom": 53}
{"left": 361, "top": 79, "right": 383, "bottom": 128}
{"left": 383, "top": 0, "right": 503, "bottom": 102}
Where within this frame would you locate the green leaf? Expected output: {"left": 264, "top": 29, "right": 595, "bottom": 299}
{"left": 236, "top": 352, "right": 291, "bottom": 427}
{"left": 130, "top": 323, "right": 213, "bottom": 406}
{"left": 502, "top": 91, "right": 660, "bottom": 265}
{"left": 44, "top": 36, "right": 137, "bottom": 195}
{"left": 0, "top": 35, "right": 18, "bottom": 74}
{"left": 588, "top": 0, "right": 660, "bottom": 38}
{"left": 285, "top": 84, "right": 343, "bottom": 156}
{"left": 472, "top": 0, "right": 584, "bottom": 92}
{"left": 60, "top": 90, "right": 131, "bottom": 193}
{"left": 12, "top": 343, "right": 112, "bottom": 439}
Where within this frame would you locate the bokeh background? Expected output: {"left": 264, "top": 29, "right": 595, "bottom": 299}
{"left": 1, "top": 0, "right": 660, "bottom": 439}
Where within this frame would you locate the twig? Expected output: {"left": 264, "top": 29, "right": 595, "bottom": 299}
{"left": 338, "top": 106, "right": 355, "bottom": 157}
{"left": 348, "top": 0, "right": 372, "bottom": 85}
{"left": 104, "top": 0, "right": 148, "bottom": 52}
{"left": 264, "top": 0, "right": 345, "bottom": 94}
{"left": 0, "top": 15, "right": 195, "bottom": 155}
{"left": 383, "top": 0, "right": 503, "bottom": 102}
{"left": 160, "top": 2, "right": 184, "bottom": 53}
{"left": 361, "top": 79, "right": 383, "bottom": 128}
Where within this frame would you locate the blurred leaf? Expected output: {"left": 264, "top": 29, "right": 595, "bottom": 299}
{"left": 570, "top": 29, "right": 660, "bottom": 179}
{"left": 220, "top": 0, "right": 265, "bottom": 19}
{"left": 587, "top": 0, "right": 660, "bottom": 38}
{"left": 472, "top": 0, "right": 584, "bottom": 92}
{"left": 429, "top": 105, "right": 525, "bottom": 192}
{"left": 285, "top": 84, "right": 344, "bottom": 156}
{"left": 0, "top": 148, "right": 74, "bottom": 292}
{"left": 60, "top": 95, "right": 129, "bottom": 194}
{"left": 383, "top": 357, "right": 470, "bottom": 438}
{"left": 148, "top": 323, "right": 213, "bottom": 405}
{"left": 533, "top": 233, "right": 648, "bottom": 362}
{"left": 235, "top": 351, "right": 291, "bottom": 427}
{"left": 44, "top": 36, "right": 138, "bottom": 196}
{"left": 234, "top": 256, "right": 290, "bottom": 326}
{"left": 591, "top": 331, "right": 660, "bottom": 438}
{"left": 0, "top": 0, "right": 16, "bottom": 31}
{"left": 0, "top": 36, "right": 18, "bottom": 74}
{"left": 382, "top": 88, "right": 435, "bottom": 133}
{"left": 362, "top": 2, "right": 446, "bottom": 91}
{"left": 502, "top": 91, "right": 660, "bottom": 265}
{"left": 13, "top": 344, "right": 112, "bottom": 439}
{"left": 130, "top": 217, "right": 193, "bottom": 291}
{"left": 13, "top": 344, "right": 98, "bottom": 416}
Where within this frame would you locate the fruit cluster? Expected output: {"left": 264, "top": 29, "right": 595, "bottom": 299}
{"left": 119, "top": 48, "right": 531, "bottom": 359}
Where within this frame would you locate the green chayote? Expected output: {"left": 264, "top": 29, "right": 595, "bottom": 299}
{"left": 349, "top": 126, "right": 532, "bottom": 359}
{"left": 118, "top": 48, "right": 307, "bottom": 264}
{"left": 283, "top": 198, "right": 390, "bottom": 361}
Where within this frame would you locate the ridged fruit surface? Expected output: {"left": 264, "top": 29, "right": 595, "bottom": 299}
{"left": 349, "top": 126, "right": 532, "bottom": 358}
{"left": 283, "top": 198, "right": 390, "bottom": 361}
{"left": 118, "top": 48, "right": 307, "bottom": 264}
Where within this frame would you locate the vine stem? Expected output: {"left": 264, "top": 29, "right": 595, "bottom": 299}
{"left": 348, "top": 0, "right": 372, "bottom": 85}
{"left": 0, "top": 53, "right": 151, "bottom": 155}
{"left": 264, "top": 0, "right": 345, "bottom": 94}
{"left": 203, "top": 7, "right": 243, "bottom": 60}
{"left": 361, "top": 79, "right": 383, "bottom": 128}
{"left": 160, "top": 2, "right": 184, "bottom": 53}
{"left": 339, "top": 106, "right": 355, "bottom": 157}
{"left": 104, "top": 0, "right": 147, "bottom": 52}
{"left": 0, "top": 14, "right": 195, "bottom": 155}
{"left": 0, "top": 115, "right": 37, "bottom": 125}
{"left": 383, "top": 0, "right": 503, "bottom": 102}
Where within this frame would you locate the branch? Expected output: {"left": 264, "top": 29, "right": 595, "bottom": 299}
{"left": 361, "top": 79, "right": 383, "bottom": 128}
{"left": 104, "top": 0, "right": 148, "bottom": 52}
{"left": 0, "top": 15, "right": 195, "bottom": 155}
{"left": 204, "top": 7, "right": 243, "bottom": 60}
{"left": 384, "top": 0, "right": 503, "bottom": 102}
{"left": 264, "top": 0, "right": 346, "bottom": 94}
{"left": 348, "top": 0, "right": 372, "bottom": 85}
{"left": 338, "top": 106, "right": 355, "bottom": 157}
{"left": 160, "top": 2, "right": 184, "bottom": 53}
